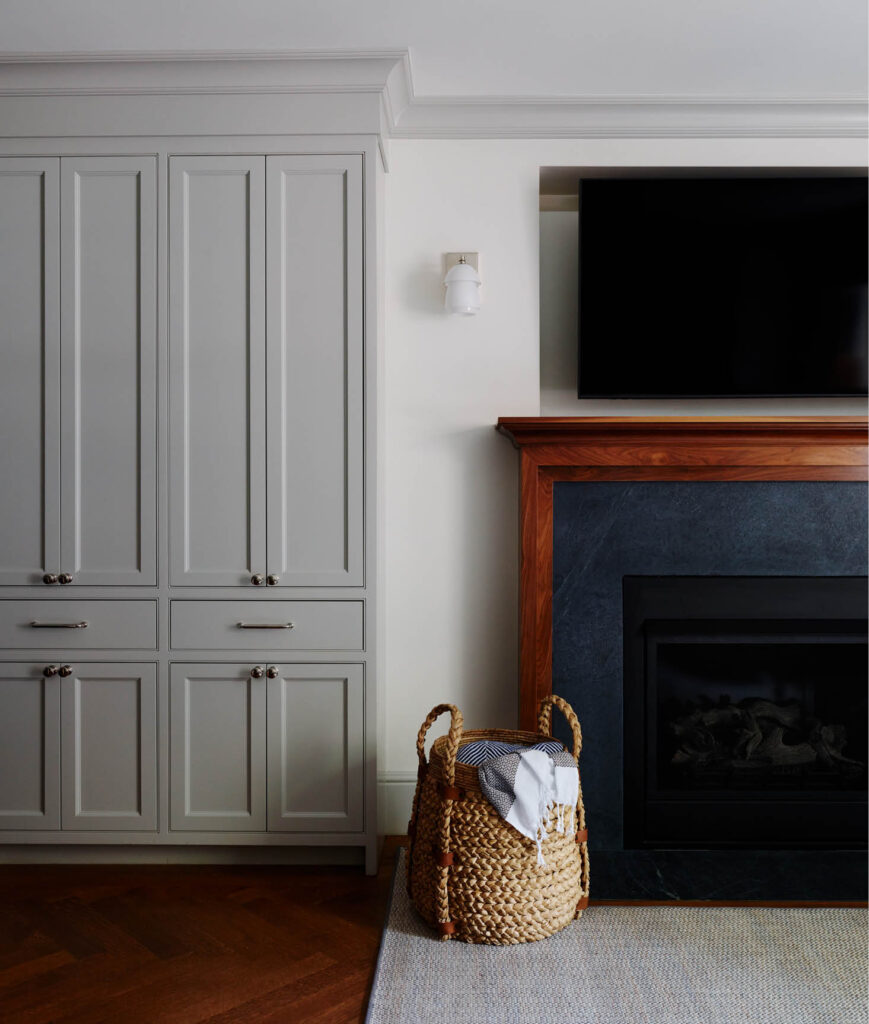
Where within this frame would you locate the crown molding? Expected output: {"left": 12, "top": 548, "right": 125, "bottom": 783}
{"left": 0, "top": 48, "right": 409, "bottom": 63}
{"left": 380, "top": 51, "right": 414, "bottom": 132}
{"left": 0, "top": 50, "right": 863, "bottom": 140}
{"left": 0, "top": 49, "right": 407, "bottom": 96}
{"left": 390, "top": 96, "right": 869, "bottom": 139}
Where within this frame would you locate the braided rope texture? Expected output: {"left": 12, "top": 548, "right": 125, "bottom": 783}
{"left": 407, "top": 697, "right": 590, "bottom": 945}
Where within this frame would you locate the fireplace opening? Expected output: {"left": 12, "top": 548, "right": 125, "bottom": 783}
{"left": 623, "top": 576, "right": 868, "bottom": 851}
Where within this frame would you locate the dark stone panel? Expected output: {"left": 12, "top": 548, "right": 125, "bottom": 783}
{"left": 552, "top": 481, "right": 868, "bottom": 897}
{"left": 591, "top": 850, "right": 868, "bottom": 901}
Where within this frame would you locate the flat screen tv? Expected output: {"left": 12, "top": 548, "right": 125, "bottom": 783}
{"left": 577, "top": 176, "right": 868, "bottom": 398}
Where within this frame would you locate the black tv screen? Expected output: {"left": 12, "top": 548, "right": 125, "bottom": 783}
{"left": 577, "top": 176, "right": 868, "bottom": 397}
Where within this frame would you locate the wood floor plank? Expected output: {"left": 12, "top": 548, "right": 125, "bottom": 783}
{"left": 0, "top": 844, "right": 400, "bottom": 1023}
{"left": 200, "top": 961, "right": 370, "bottom": 1024}
{"left": 0, "top": 949, "right": 77, "bottom": 990}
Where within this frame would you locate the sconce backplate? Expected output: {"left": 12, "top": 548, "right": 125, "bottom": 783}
{"left": 444, "top": 252, "right": 480, "bottom": 274}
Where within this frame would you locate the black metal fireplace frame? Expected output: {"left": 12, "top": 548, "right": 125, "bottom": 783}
{"left": 623, "top": 575, "right": 868, "bottom": 851}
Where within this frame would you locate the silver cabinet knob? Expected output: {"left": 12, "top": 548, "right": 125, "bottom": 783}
{"left": 43, "top": 665, "right": 59, "bottom": 677}
{"left": 58, "top": 665, "right": 73, "bottom": 677}
{"left": 58, "top": 573, "right": 74, "bottom": 585}
{"left": 250, "top": 666, "right": 264, "bottom": 678}
{"left": 42, "top": 573, "right": 59, "bottom": 585}
{"left": 250, "top": 574, "right": 265, "bottom": 586}
{"left": 266, "top": 666, "right": 279, "bottom": 679}
{"left": 267, "top": 574, "right": 280, "bottom": 586}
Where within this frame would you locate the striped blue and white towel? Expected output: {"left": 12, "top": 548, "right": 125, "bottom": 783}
{"left": 456, "top": 739, "right": 563, "bottom": 766}
{"left": 457, "top": 740, "right": 578, "bottom": 866}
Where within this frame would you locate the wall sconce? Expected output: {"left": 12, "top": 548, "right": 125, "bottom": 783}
{"left": 443, "top": 253, "right": 481, "bottom": 316}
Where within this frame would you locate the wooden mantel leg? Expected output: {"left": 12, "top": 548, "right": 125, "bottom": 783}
{"left": 518, "top": 452, "right": 554, "bottom": 730}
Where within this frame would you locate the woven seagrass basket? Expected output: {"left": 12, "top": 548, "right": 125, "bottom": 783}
{"left": 406, "top": 694, "right": 589, "bottom": 945}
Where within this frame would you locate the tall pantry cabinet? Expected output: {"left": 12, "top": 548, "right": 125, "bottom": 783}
{"left": 0, "top": 118, "right": 379, "bottom": 871}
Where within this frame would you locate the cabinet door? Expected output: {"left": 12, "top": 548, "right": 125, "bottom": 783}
{"left": 169, "top": 157, "right": 267, "bottom": 586}
{"left": 0, "top": 664, "right": 60, "bottom": 829}
{"left": 267, "top": 663, "right": 363, "bottom": 832}
{"left": 170, "top": 663, "right": 266, "bottom": 831}
{"left": 61, "top": 663, "right": 157, "bottom": 830}
{"left": 265, "top": 156, "right": 364, "bottom": 587}
{"left": 0, "top": 160, "right": 61, "bottom": 585}
{"left": 60, "top": 158, "right": 157, "bottom": 585}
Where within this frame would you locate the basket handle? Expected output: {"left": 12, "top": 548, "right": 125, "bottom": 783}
{"left": 537, "top": 694, "right": 582, "bottom": 761}
{"left": 416, "top": 703, "right": 464, "bottom": 786}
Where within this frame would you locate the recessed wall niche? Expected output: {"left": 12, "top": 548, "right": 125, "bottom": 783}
{"left": 537, "top": 165, "right": 868, "bottom": 417}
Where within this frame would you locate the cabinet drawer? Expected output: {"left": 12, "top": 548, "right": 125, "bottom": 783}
{"left": 170, "top": 601, "right": 364, "bottom": 651}
{"left": 0, "top": 601, "right": 157, "bottom": 649}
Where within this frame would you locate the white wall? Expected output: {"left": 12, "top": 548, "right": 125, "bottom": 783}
{"left": 380, "top": 137, "right": 867, "bottom": 832}
{"left": 4, "top": 1, "right": 865, "bottom": 98}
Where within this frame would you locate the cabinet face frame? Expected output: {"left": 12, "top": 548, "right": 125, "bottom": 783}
{"left": 168, "top": 156, "right": 267, "bottom": 587}
{"left": 0, "top": 131, "right": 379, "bottom": 870}
{"left": 0, "top": 159, "right": 61, "bottom": 585}
{"left": 0, "top": 664, "right": 60, "bottom": 829}
{"left": 59, "top": 157, "right": 158, "bottom": 586}
{"left": 61, "top": 662, "right": 157, "bottom": 831}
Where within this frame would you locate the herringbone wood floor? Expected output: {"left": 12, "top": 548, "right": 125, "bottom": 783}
{"left": 0, "top": 844, "right": 399, "bottom": 1024}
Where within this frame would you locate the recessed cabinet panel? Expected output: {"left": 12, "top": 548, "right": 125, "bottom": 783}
{"left": 266, "top": 156, "right": 364, "bottom": 586}
{"left": 61, "top": 663, "right": 157, "bottom": 830}
{"left": 0, "top": 161, "right": 60, "bottom": 585}
{"left": 169, "top": 157, "right": 266, "bottom": 586}
{"left": 170, "top": 664, "right": 266, "bottom": 830}
{"left": 0, "top": 665, "right": 60, "bottom": 829}
{"left": 267, "top": 664, "right": 363, "bottom": 832}
{"left": 60, "top": 158, "right": 157, "bottom": 585}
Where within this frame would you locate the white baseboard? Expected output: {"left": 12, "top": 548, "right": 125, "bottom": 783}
{"left": 377, "top": 772, "right": 416, "bottom": 836}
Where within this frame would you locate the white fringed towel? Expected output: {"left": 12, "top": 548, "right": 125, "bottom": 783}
{"left": 477, "top": 747, "right": 579, "bottom": 865}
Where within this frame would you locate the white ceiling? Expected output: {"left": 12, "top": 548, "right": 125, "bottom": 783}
{"left": 1, "top": 0, "right": 865, "bottom": 99}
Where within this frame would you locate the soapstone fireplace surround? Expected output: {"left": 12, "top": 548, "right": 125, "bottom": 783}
{"left": 497, "top": 417, "right": 868, "bottom": 901}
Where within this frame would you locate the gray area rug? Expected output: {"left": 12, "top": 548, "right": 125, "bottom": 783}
{"left": 367, "top": 850, "right": 867, "bottom": 1024}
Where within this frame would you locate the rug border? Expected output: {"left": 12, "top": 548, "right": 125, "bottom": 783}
{"left": 364, "top": 847, "right": 404, "bottom": 1024}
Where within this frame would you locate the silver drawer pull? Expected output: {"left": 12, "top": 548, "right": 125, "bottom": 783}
{"left": 30, "top": 620, "right": 89, "bottom": 629}
{"left": 237, "top": 622, "right": 295, "bottom": 630}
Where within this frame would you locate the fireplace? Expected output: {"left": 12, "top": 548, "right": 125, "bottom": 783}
{"left": 497, "top": 417, "right": 869, "bottom": 900}
{"left": 623, "top": 576, "right": 868, "bottom": 851}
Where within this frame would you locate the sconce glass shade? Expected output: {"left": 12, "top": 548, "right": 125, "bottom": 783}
{"left": 444, "top": 259, "right": 481, "bottom": 315}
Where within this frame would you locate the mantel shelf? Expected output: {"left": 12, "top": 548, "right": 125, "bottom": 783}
{"left": 496, "top": 414, "right": 868, "bottom": 731}
{"left": 497, "top": 415, "right": 869, "bottom": 450}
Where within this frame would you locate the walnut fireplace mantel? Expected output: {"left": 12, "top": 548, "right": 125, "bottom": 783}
{"left": 496, "top": 416, "right": 869, "bottom": 731}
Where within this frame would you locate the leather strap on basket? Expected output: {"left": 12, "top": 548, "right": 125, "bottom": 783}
{"left": 537, "top": 694, "right": 591, "bottom": 916}
{"left": 410, "top": 703, "right": 464, "bottom": 938}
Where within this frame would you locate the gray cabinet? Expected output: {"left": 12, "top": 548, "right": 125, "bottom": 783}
{"left": 0, "top": 161, "right": 60, "bottom": 586}
{"left": 59, "top": 159, "right": 157, "bottom": 586}
{"left": 265, "top": 156, "right": 364, "bottom": 587}
{"left": 170, "top": 154, "right": 363, "bottom": 588}
{"left": 0, "top": 156, "right": 157, "bottom": 587}
{"left": 169, "top": 663, "right": 267, "bottom": 831}
{"left": 0, "top": 661, "right": 156, "bottom": 832}
{"left": 0, "top": 133, "right": 376, "bottom": 869}
{"left": 170, "top": 662, "right": 364, "bottom": 834}
{"left": 0, "top": 664, "right": 61, "bottom": 829}
{"left": 61, "top": 663, "right": 157, "bottom": 830}
{"left": 168, "top": 157, "right": 267, "bottom": 587}
{"left": 267, "top": 663, "right": 364, "bottom": 832}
